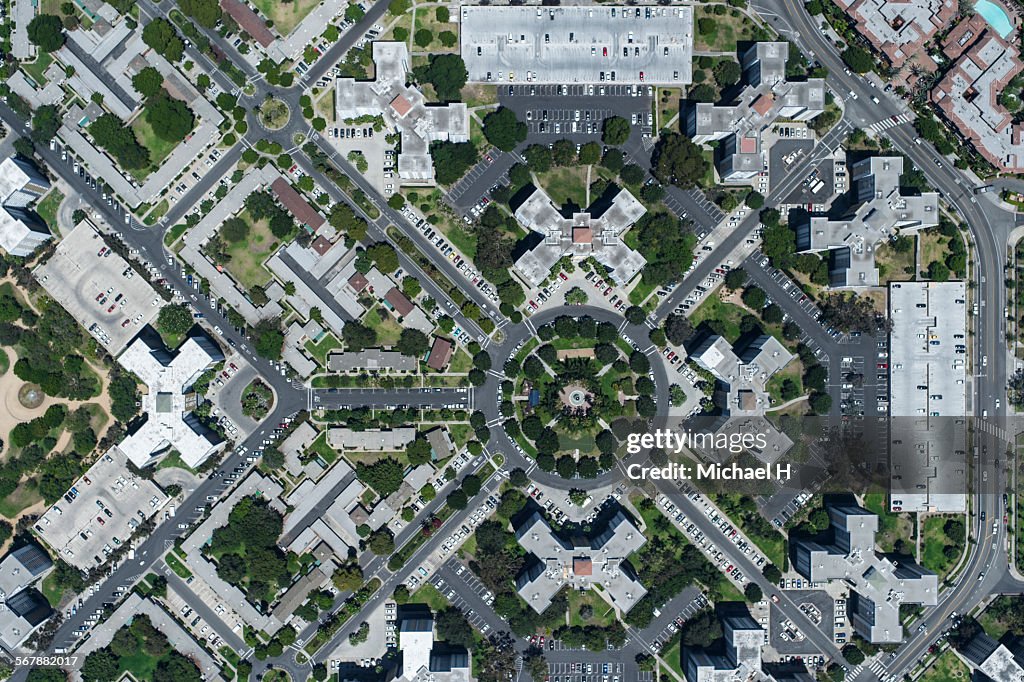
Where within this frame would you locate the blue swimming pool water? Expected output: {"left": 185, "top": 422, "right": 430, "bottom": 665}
{"left": 975, "top": 0, "right": 1014, "bottom": 39}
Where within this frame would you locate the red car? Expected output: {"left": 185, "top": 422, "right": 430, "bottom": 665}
{"left": 559, "top": 272, "right": 568, "bottom": 281}
{"left": 639, "top": 71, "right": 645, "bottom": 81}
{"left": 96, "top": 516, "right": 105, "bottom": 526}
{"left": 877, "top": 363, "right": 888, "bottom": 369}
{"left": 603, "top": 47, "right": 608, "bottom": 56}
{"left": 106, "top": 304, "right": 116, "bottom": 313}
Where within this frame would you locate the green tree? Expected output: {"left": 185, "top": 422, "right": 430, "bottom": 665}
{"left": 483, "top": 107, "right": 528, "bottom": 152}
{"left": 178, "top": 0, "right": 222, "bottom": 27}
{"left": 436, "top": 608, "right": 474, "bottom": 647}
{"left": 132, "top": 67, "right": 164, "bottom": 98}
{"left": 714, "top": 59, "right": 742, "bottom": 85}
{"left": 31, "top": 104, "right": 62, "bottom": 142}
{"left": 27, "top": 14, "right": 65, "bottom": 52}
{"left": 744, "top": 583, "right": 763, "bottom": 602}
{"left": 221, "top": 216, "right": 249, "bottom": 242}
{"left": 414, "top": 28, "right": 434, "bottom": 48}
{"left": 157, "top": 303, "right": 193, "bottom": 337}
{"left": 652, "top": 132, "right": 709, "bottom": 189}
{"left": 579, "top": 141, "right": 602, "bottom": 165}
{"left": 142, "top": 18, "right": 184, "bottom": 62}
{"left": 841, "top": 46, "right": 874, "bottom": 74}
{"left": 368, "top": 529, "right": 396, "bottom": 555}
{"left": 253, "top": 318, "right": 285, "bottom": 360}
{"left": 397, "top": 328, "right": 430, "bottom": 357}
{"left": 602, "top": 116, "right": 631, "bottom": 145}
{"left": 80, "top": 649, "right": 119, "bottom": 682}
{"left": 406, "top": 437, "right": 432, "bottom": 466}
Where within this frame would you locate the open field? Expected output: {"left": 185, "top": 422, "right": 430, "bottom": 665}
{"left": 224, "top": 211, "right": 276, "bottom": 290}
{"left": 252, "top": 0, "right": 321, "bottom": 35}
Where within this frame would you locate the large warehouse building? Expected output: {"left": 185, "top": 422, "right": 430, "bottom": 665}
{"left": 460, "top": 5, "right": 693, "bottom": 85}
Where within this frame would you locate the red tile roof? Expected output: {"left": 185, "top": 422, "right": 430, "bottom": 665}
{"left": 384, "top": 287, "right": 415, "bottom": 317}
{"left": 573, "top": 557, "right": 593, "bottom": 576}
{"left": 751, "top": 94, "right": 774, "bottom": 116}
{"left": 390, "top": 94, "right": 413, "bottom": 117}
{"left": 426, "top": 337, "right": 454, "bottom": 371}
{"left": 271, "top": 177, "right": 325, "bottom": 231}
{"left": 572, "top": 226, "right": 593, "bottom": 244}
{"left": 348, "top": 272, "right": 369, "bottom": 292}
{"left": 219, "top": 0, "right": 276, "bottom": 48}
{"left": 311, "top": 236, "right": 333, "bottom": 256}
{"left": 739, "top": 137, "right": 758, "bottom": 154}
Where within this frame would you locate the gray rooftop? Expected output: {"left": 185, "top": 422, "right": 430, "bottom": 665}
{"left": 513, "top": 508, "right": 646, "bottom": 614}
{"left": 792, "top": 504, "right": 938, "bottom": 643}
{"left": 328, "top": 349, "right": 418, "bottom": 372}
{"left": 335, "top": 42, "right": 468, "bottom": 185}
{"left": 513, "top": 186, "right": 647, "bottom": 287}
{"left": 795, "top": 156, "right": 938, "bottom": 287}
{"left": 461, "top": 5, "right": 693, "bottom": 85}
{"left": 887, "top": 281, "right": 967, "bottom": 513}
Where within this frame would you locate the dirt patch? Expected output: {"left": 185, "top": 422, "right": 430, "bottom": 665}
{"left": 556, "top": 348, "right": 596, "bottom": 360}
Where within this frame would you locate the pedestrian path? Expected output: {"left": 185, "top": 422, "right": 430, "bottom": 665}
{"left": 866, "top": 112, "right": 913, "bottom": 134}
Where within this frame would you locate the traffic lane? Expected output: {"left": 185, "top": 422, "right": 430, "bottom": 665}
{"left": 163, "top": 569, "right": 248, "bottom": 652}
{"left": 291, "top": 152, "right": 489, "bottom": 340}
{"left": 653, "top": 121, "right": 850, "bottom": 321}
{"left": 309, "top": 469, "right": 504, "bottom": 661}
{"left": 161, "top": 145, "right": 245, "bottom": 229}
{"left": 309, "top": 138, "right": 501, "bottom": 323}
{"left": 312, "top": 386, "right": 471, "bottom": 409}
{"left": 654, "top": 482, "right": 845, "bottom": 664}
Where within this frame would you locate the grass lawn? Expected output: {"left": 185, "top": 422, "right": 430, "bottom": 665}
{"left": 412, "top": 6, "right": 459, "bottom": 52}
{"left": 0, "top": 484, "right": 42, "bottom": 520}
{"left": 411, "top": 583, "right": 449, "bottom": 611}
{"left": 305, "top": 333, "right": 344, "bottom": 366}
{"left": 449, "top": 348, "right": 473, "bottom": 373}
{"left": 694, "top": 7, "right": 768, "bottom": 51}
{"left": 224, "top": 211, "right": 277, "bottom": 290}
{"left": 863, "top": 492, "right": 914, "bottom": 552}
{"left": 252, "top": 0, "right": 321, "bottom": 35}
{"left": 537, "top": 166, "right": 590, "bottom": 209}
{"left": 119, "top": 648, "right": 159, "bottom": 680}
{"left": 628, "top": 277, "right": 656, "bottom": 306}
{"left": 656, "top": 87, "right": 682, "bottom": 129}
{"left": 921, "top": 514, "right": 963, "bottom": 580}
{"left": 164, "top": 223, "right": 188, "bottom": 246}
{"left": 660, "top": 639, "right": 685, "bottom": 679}
{"left": 407, "top": 188, "right": 476, "bottom": 257}
{"left": 919, "top": 648, "right": 969, "bottom": 682}
{"left": 41, "top": 572, "right": 64, "bottom": 607}
{"left": 156, "top": 450, "right": 196, "bottom": 473}
{"left": 314, "top": 88, "right": 335, "bottom": 123}
{"left": 567, "top": 589, "right": 616, "bottom": 628}
{"left": 143, "top": 199, "right": 169, "bottom": 226}
{"left": 460, "top": 84, "right": 498, "bottom": 108}
{"left": 363, "top": 306, "right": 404, "bottom": 346}
{"left": 689, "top": 296, "right": 747, "bottom": 343}
{"left": 557, "top": 430, "right": 598, "bottom": 455}
{"left": 305, "top": 431, "right": 338, "bottom": 465}
{"left": 131, "top": 111, "right": 183, "bottom": 175}
{"left": 164, "top": 552, "right": 193, "bottom": 579}
{"left": 766, "top": 362, "right": 804, "bottom": 406}
{"left": 22, "top": 52, "right": 53, "bottom": 85}
{"left": 35, "top": 189, "right": 64, "bottom": 232}
{"left": 875, "top": 237, "right": 917, "bottom": 282}
{"left": 919, "top": 228, "right": 953, "bottom": 277}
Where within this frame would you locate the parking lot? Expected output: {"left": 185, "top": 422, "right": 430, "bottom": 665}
{"left": 432, "top": 559, "right": 500, "bottom": 636}
{"left": 35, "top": 221, "right": 163, "bottom": 355}
{"left": 499, "top": 90, "right": 653, "bottom": 143}
{"left": 460, "top": 5, "right": 693, "bottom": 85}
{"left": 769, "top": 589, "right": 835, "bottom": 654}
{"left": 35, "top": 448, "right": 168, "bottom": 569}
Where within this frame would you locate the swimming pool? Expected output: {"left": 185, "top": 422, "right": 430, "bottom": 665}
{"left": 975, "top": 0, "right": 1014, "bottom": 39}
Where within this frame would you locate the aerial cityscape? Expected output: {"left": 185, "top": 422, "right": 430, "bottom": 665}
{"left": 0, "top": 0, "right": 1018, "bottom": 679}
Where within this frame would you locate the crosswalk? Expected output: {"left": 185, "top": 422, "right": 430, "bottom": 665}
{"left": 848, "top": 658, "right": 893, "bottom": 682}
{"left": 977, "top": 418, "right": 1010, "bottom": 442}
{"left": 866, "top": 112, "right": 913, "bottom": 134}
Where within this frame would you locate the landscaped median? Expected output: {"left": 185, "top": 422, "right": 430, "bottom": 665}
{"left": 302, "top": 577, "right": 382, "bottom": 655}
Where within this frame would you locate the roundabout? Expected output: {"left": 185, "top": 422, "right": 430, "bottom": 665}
{"left": 478, "top": 304, "right": 671, "bottom": 492}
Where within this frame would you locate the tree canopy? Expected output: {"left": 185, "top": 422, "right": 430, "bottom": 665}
{"left": 27, "top": 14, "right": 65, "bottom": 52}
{"left": 482, "top": 107, "right": 527, "bottom": 152}
{"left": 602, "top": 116, "right": 631, "bottom": 145}
{"left": 156, "top": 303, "right": 193, "bottom": 337}
{"left": 142, "top": 18, "right": 184, "bottom": 62}
{"left": 132, "top": 67, "right": 164, "bottom": 99}
{"left": 147, "top": 92, "right": 195, "bottom": 142}
{"left": 414, "top": 54, "right": 467, "bottom": 102}
{"left": 652, "top": 133, "right": 708, "bottom": 189}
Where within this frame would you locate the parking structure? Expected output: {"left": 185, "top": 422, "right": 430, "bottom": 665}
{"left": 460, "top": 5, "right": 693, "bottom": 85}
{"left": 34, "top": 220, "right": 163, "bottom": 355}
{"left": 34, "top": 448, "right": 169, "bottom": 569}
